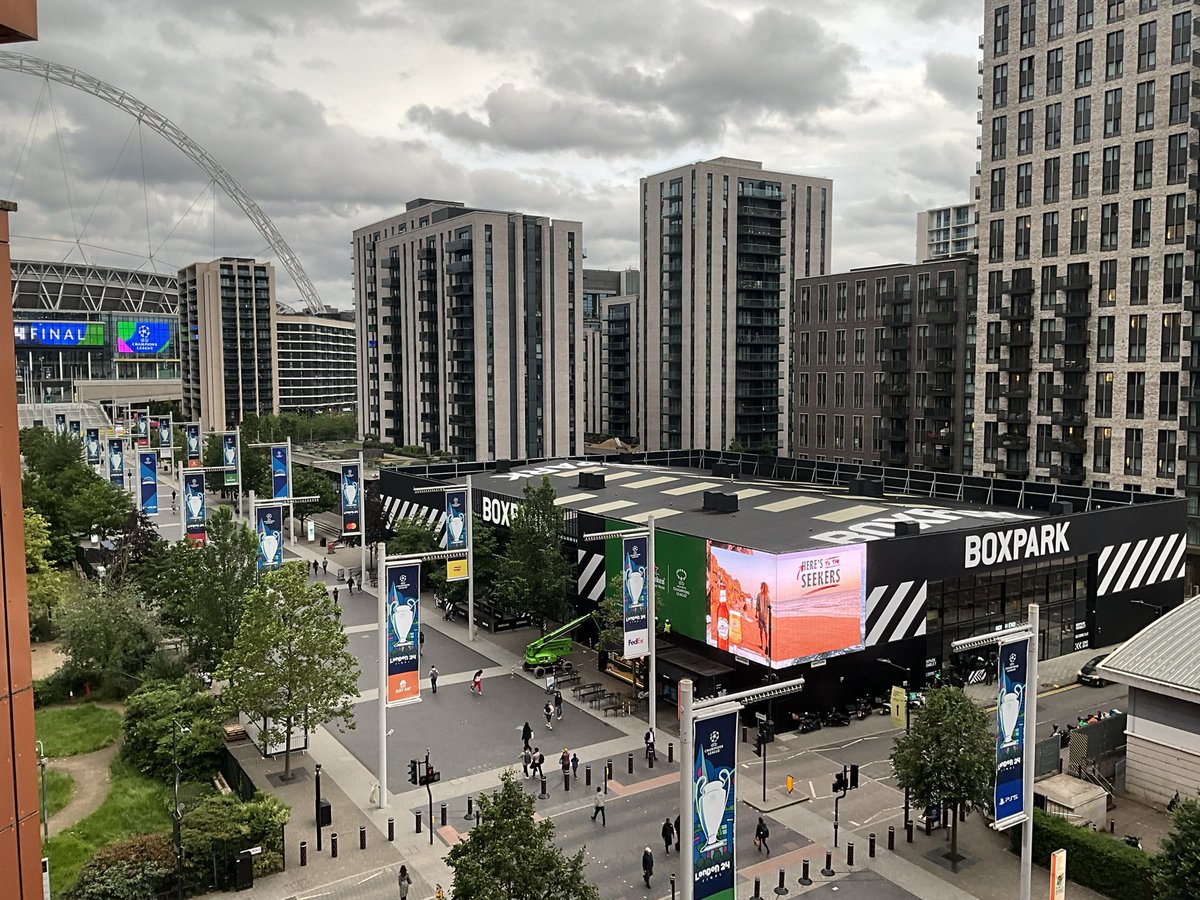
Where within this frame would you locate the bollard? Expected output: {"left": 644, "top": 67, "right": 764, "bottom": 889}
{"left": 742, "top": 725, "right": 748, "bottom": 743}
{"left": 331, "top": 832, "right": 338, "bottom": 859}
{"left": 847, "top": 842, "right": 855, "bottom": 867}
{"left": 300, "top": 841, "right": 308, "bottom": 867}
{"left": 539, "top": 777, "right": 549, "bottom": 800}
{"left": 416, "top": 810, "right": 422, "bottom": 834}
{"left": 648, "top": 748, "right": 654, "bottom": 769}
{"left": 959, "top": 804, "right": 966, "bottom": 822}
{"left": 564, "top": 771, "right": 570, "bottom": 793}
{"left": 359, "top": 825, "right": 367, "bottom": 850}
{"left": 388, "top": 817, "right": 395, "bottom": 842}
{"left": 1110, "top": 818, "right": 1116, "bottom": 834}
{"left": 606, "top": 759, "right": 613, "bottom": 781}
{"left": 887, "top": 826, "right": 894, "bottom": 851}
{"left": 465, "top": 796, "right": 474, "bottom": 820}
{"left": 440, "top": 803, "right": 447, "bottom": 827}
{"left": 799, "top": 859, "right": 812, "bottom": 886}
{"left": 774, "top": 868, "right": 789, "bottom": 896}
{"left": 924, "top": 813, "right": 931, "bottom": 836}
{"left": 869, "top": 832, "right": 876, "bottom": 858}
{"left": 668, "top": 742, "right": 674, "bottom": 763}
{"left": 821, "top": 851, "right": 835, "bottom": 877}
{"left": 586, "top": 764, "right": 592, "bottom": 787}
{"left": 906, "top": 821, "right": 913, "bottom": 843}
{"left": 751, "top": 877, "right": 762, "bottom": 900}
{"left": 941, "top": 806, "right": 950, "bottom": 830}
{"left": 628, "top": 752, "right": 634, "bottom": 775}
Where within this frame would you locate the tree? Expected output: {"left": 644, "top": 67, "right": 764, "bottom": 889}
{"left": 216, "top": 563, "right": 359, "bottom": 780}
{"left": 428, "top": 516, "right": 499, "bottom": 604}
{"left": 59, "top": 581, "right": 161, "bottom": 690}
{"left": 203, "top": 433, "right": 268, "bottom": 498}
{"left": 291, "top": 466, "right": 336, "bottom": 525}
{"left": 121, "top": 678, "right": 224, "bottom": 782}
{"left": 496, "top": 477, "right": 571, "bottom": 624}
{"left": 1155, "top": 792, "right": 1200, "bottom": 898}
{"left": 596, "top": 571, "right": 665, "bottom": 655}
{"left": 108, "top": 508, "right": 168, "bottom": 586}
{"left": 890, "top": 685, "right": 993, "bottom": 867}
{"left": 446, "top": 769, "right": 599, "bottom": 900}
{"left": 386, "top": 516, "right": 439, "bottom": 557}
{"left": 25, "top": 507, "right": 80, "bottom": 638}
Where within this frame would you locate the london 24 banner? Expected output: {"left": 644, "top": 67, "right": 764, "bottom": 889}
{"left": 271, "top": 445, "right": 290, "bottom": 499}
{"left": 622, "top": 534, "right": 650, "bottom": 659}
{"left": 185, "top": 424, "right": 202, "bottom": 468}
{"left": 158, "top": 414, "right": 172, "bottom": 449}
{"left": 385, "top": 561, "right": 421, "bottom": 705}
{"left": 85, "top": 427, "right": 101, "bottom": 465}
{"left": 994, "top": 636, "right": 1029, "bottom": 829}
{"left": 184, "top": 472, "right": 206, "bottom": 545}
{"left": 445, "top": 488, "right": 469, "bottom": 581}
{"left": 256, "top": 505, "right": 284, "bottom": 571}
{"left": 340, "top": 463, "right": 360, "bottom": 536}
{"left": 692, "top": 709, "right": 737, "bottom": 900}
{"left": 138, "top": 452, "right": 158, "bottom": 516}
{"left": 107, "top": 438, "right": 124, "bottom": 487}
{"left": 222, "top": 433, "right": 239, "bottom": 485}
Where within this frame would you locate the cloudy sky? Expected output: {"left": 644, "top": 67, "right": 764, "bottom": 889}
{"left": 1, "top": 0, "right": 981, "bottom": 309}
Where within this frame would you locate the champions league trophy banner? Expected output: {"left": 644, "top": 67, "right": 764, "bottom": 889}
{"left": 692, "top": 709, "right": 737, "bottom": 900}
{"left": 223, "top": 433, "right": 239, "bottom": 486}
{"left": 85, "top": 428, "right": 101, "bottom": 465}
{"left": 69, "top": 419, "right": 81, "bottom": 438}
{"left": 54, "top": 413, "right": 65, "bottom": 435}
{"left": 340, "top": 463, "right": 361, "bottom": 536}
{"left": 184, "top": 473, "right": 207, "bottom": 545}
{"left": 158, "top": 415, "right": 172, "bottom": 449}
{"left": 256, "top": 505, "right": 284, "bottom": 571}
{"left": 185, "top": 424, "right": 202, "bottom": 468}
{"left": 385, "top": 561, "right": 422, "bottom": 705}
{"left": 136, "top": 410, "right": 149, "bottom": 448}
{"left": 138, "top": 452, "right": 158, "bottom": 515}
{"left": 994, "top": 636, "right": 1029, "bottom": 829}
{"left": 107, "top": 438, "right": 125, "bottom": 487}
{"left": 271, "top": 444, "right": 290, "bottom": 499}
{"left": 622, "top": 534, "right": 649, "bottom": 659}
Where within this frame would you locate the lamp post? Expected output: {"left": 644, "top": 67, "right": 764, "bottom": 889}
{"left": 315, "top": 762, "right": 323, "bottom": 851}
{"left": 172, "top": 719, "right": 190, "bottom": 900}
{"left": 878, "top": 657, "right": 912, "bottom": 827}
{"left": 36, "top": 740, "right": 47, "bottom": 837}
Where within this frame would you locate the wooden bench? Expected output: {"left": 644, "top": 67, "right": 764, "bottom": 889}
{"left": 579, "top": 686, "right": 606, "bottom": 704}
{"left": 600, "top": 695, "right": 625, "bottom": 716}
{"left": 572, "top": 681, "right": 601, "bottom": 698}
{"left": 555, "top": 671, "right": 582, "bottom": 688}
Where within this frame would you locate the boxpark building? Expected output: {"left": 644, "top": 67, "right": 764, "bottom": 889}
{"left": 378, "top": 450, "right": 1186, "bottom": 713}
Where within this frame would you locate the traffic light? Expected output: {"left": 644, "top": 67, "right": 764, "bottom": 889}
{"left": 849, "top": 764, "right": 860, "bottom": 790}
{"left": 833, "top": 771, "right": 847, "bottom": 794}
{"left": 753, "top": 732, "right": 764, "bottom": 757}
{"left": 408, "top": 759, "right": 419, "bottom": 785}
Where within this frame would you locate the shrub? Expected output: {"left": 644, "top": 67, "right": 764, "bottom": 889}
{"left": 67, "top": 832, "right": 174, "bottom": 900}
{"left": 122, "top": 678, "right": 224, "bottom": 783}
{"left": 1010, "top": 808, "right": 1152, "bottom": 900}
{"left": 180, "top": 792, "right": 290, "bottom": 888}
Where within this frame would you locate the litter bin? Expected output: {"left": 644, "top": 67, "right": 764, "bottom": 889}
{"left": 318, "top": 797, "right": 332, "bottom": 827}
{"left": 235, "top": 850, "right": 254, "bottom": 891}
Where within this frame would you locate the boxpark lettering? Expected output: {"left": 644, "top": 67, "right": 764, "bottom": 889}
{"left": 964, "top": 521, "right": 1070, "bottom": 569}
{"left": 812, "top": 507, "right": 1034, "bottom": 545}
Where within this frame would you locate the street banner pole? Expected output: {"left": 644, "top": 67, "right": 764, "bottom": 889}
{"left": 177, "top": 463, "right": 185, "bottom": 542}
{"left": 679, "top": 678, "right": 694, "bottom": 899}
{"left": 235, "top": 426, "right": 242, "bottom": 519}
{"left": 376, "top": 541, "right": 388, "bottom": 810}
{"left": 467, "top": 473, "right": 475, "bottom": 642}
{"left": 359, "top": 453, "right": 367, "bottom": 590}
{"left": 648, "top": 513, "right": 657, "bottom": 732}
{"left": 287, "top": 436, "right": 295, "bottom": 547}
{"left": 1020, "top": 604, "right": 1039, "bottom": 900}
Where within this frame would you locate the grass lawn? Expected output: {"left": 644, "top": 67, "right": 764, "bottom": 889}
{"left": 44, "top": 758, "right": 171, "bottom": 896}
{"left": 41, "top": 768, "right": 74, "bottom": 821}
{"left": 35, "top": 704, "right": 122, "bottom": 757}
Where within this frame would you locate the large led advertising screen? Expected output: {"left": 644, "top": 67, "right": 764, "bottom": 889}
{"left": 14, "top": 320, "right": 105, "bottom": 348}
{"left": 115, "top": 320, "right": 171, "bottom": 355}
{"left": 603, "top": 525, "right": 709, "bottom": 646}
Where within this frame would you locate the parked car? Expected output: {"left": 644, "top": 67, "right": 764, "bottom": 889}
{"left": 1077, "top": 654, "right": 1110, "bottom": 686}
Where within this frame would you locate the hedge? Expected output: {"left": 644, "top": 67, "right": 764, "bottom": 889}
{"left": 1010, "top": 808, "right": 1153, "bottom": 900}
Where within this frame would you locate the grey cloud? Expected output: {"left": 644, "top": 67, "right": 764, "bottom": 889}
{"left": 924, "top": 52, "right": 979, "bottom": 111}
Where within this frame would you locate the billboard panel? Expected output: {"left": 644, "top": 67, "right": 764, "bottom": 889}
{"left": 115, "top": 319, "right": 171, "bottom": 355}
{"left": 385, "top": 561, "right": 421, "bottom": 705}
{"left": 994, "top": 636, "right": 1030, "bottom": 829}
{"left": 256, "top": 505, "right": 285, "bottom": 571}
{"left": 769, "top": 545, "right": 866, "bottom": 668}
{"left": 138, "top": 452, "right": 158, "bottom": 516}
{"left": 184, "top": 473, "right": 206, "bottom": 544}
{"left": 705, "top": 542, "right": 773, "bottom": 665}
{"left": 341, "top": 463, "right": 361, "bottom": 537}
{"left": 271, "top": 445, "right": 290, "bottom": 499}
{"left": 68, "top": 420, "right": 81, "bottom": 438}
{"left": 445, "top": 487, "right": 469, "bottom": 581}
{"left": 54, "top": 413, "right": 65, "bottom": 435}
{"left": 106, "top": 438, "right": 124, "bottom": 487}
{"left": 185, "top": 424, "right": 202, "bottom": 468}
{"left": 85, "top": 428, "right": 101, "bottom": 465}
{"left": 135, "top": 411, "right": 149, "bottom": 448}
{"left": 13, "top": 320, "right": 105, "bottom": 348}
{"left": 622, "top": 535, "right": 650, "bottom": 659}
{"left": 692, "top": 709, "right": 737, "bottom": 900}
{"left": 604, "top": 527, "right": 708, "bottom": 643}
{"left": 157, "top": 415, "right": 172, "bottom": 449}
{"left": 222, "top": 433, "right": 239, "bottom": 485}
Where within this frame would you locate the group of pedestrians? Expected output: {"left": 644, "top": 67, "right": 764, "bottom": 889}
{"left": 542, "top": 690, "right": 564, "bottom": 729}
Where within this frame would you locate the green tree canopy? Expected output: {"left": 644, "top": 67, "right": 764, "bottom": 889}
{"left": 121, "top": 678, "right": 224, "bottom": 782}
{"left": 58, "top": 581, "right": 161, "bottom": 690}
{"left": 446, "top": 769, "right": 599, "bottom": 900}
{"left": 890, "top": 685, "right": 994, "bottom": 865}
{"left": 216, "top": 563, "right": 359, "bottom": 780}
{"left": 496, "top": 477, "right": 571, "bottom": 624}
{"left": 428, "top": 515, "right": 499, "bottom": 604}
{"left": 292, "top": 466, "right": 337, "bottom": 524}
{"left": 1155, "top": 792, "right": 1200, "bottom": 899}
{"left": 24, "top": 507, "right": 82, "bottom": 639}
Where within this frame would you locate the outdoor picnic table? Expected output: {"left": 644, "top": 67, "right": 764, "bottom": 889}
{"left": 572, "top": 681, "right": 601, "bottom": 697}
{"left": 600, "top": 694, "right": 626, "bottom": 716}
{"left": 579, "top": 685, "right": 606, "bottom": 703}
{"left": 555, "top": 670, "right": 582, "bottom": 687}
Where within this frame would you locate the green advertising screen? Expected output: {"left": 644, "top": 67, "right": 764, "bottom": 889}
{"left": 603, "top": 520, "right": 708, "bottom": 643}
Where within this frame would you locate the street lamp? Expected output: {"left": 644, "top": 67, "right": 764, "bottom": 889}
{"left": 36, "top": 741, "right": 47, "bottom": 837}
{"left": 172, "top": 720, "right": 190, "bottom": 900}
{"left": 1129, "top": 599, "right": 1164, "bottom": 616}
{"left": 878, "top": 658, "right": 912, "bottom": 827}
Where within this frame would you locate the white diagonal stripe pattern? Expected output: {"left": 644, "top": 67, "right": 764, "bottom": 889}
{"left": 1097, "top": 532, "right": 1186, "bottom": 596}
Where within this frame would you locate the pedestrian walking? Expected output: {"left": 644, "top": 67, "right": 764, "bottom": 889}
{"left": 521, "top": 722, "right": 533, "bottom": 753}
{"left": 560, "top": 748, "right": 570, "bottom": 776}
{"left": 429, "top": 665, "right": 439, "bottom": 694}
{"left": 661, "top": 818, "right": 675, "bottom": 855}
{"left": 312, "top": 559, "right": 318, "bottom": 576}
{"left": 674, "top": 815, "right": 680, "bottom": 851}
{"left": 755, "top": 816, "right": 771, "bottom": 855}
{"left": 170, "top": 489, "right": 177, "bottom": 512}
{"left": 531, "top": 748, "right": 545, "bottom": 779}
{"left": 642, "top": 847, "right": 654, "bottom": 888}
{"left": 332, "top": 587, "right": 339, "bottom": 604}
{"left": 645, "top": 728, "right": 656, "bottom": 762}
{"left": 543, "top": 700, "right": 553, "bottom": 730}
{"left": 322, "top": 557, "right": 328, "bottom": 575}
{"left": 591, "top": 787, "right": 605, "bottom": 826}
{"left": 472, "top": 669, "right": 483, "bottom": 696}
{"left": 398, "top": 864, "right": 412, "bottom": 899}
{"left": 521, "top": 748, "right": 532, "bottom": 779}
{"left": 571, "top": 752, "right": 579, "bottom": 779}
{"left": 347, "top": 575, "right": 355, "bottom": 594}
{"left": 554, "top": 689, "right": 564, "bottom": 721}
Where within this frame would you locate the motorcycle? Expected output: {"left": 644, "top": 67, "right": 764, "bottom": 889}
{"left": 792, "top": 711, "right": 822, "bottom": 734}
{"left": 822, "top": 707, "right": 851, "bottom": 728}
{"left": 854, "top": 696, "right": 873, "bottom": 720}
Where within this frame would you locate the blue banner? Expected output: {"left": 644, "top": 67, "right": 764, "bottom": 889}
{"left": 256, "top": 505, "right": 284, "bottom": 571}
{"left": 994, "top": 636, "right": 1029, "bottom": 828}
{"left": 622, "top": 535, "right": 650, "bottom": 659}
{"left": 223, "top": 433, "right": 239, "bottom": 486}
{"left": 85, "top": 428, "right": 101, "bottom": 465}
{"left": 185, "top": 424, "right": 202, "bottom": 468}
{"left": 135, "top": 411, "right": 149, "bottom": 448}
{"left": 271, "top": 445, "right": 290, "bottom": 499}
{"left": 69, "top": 420, "right": 81, "bottom": 438}
{"left": 106, "top": 438, "right": 124, "bottom": 487}
{"left": 54, "top": 413, "right": 65, "bottom": 435}
{"left": 184, "top": 472, "right": 206, "bottom": 544}
{"left": 340, "top": 463, "right": 361, "bottom": 536}
{"left": 158, "top": 415, "right": 172, "bottom": 449}
{"left": 445, "top": 489, "right": 468, "bottom": 551}
{"left": 138, "top": 452, "right": 158, "bottom": 516}
{"left": 692, "top": 710, "right": 737, "bottom": 900}
{"left": 385, "top": 561, "right": 421, "bottom": 705}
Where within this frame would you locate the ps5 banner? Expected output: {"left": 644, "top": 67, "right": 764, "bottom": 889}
{"left": 340, "top": 464, "right": 361, "bottom": 536}
{"left": 138, "top": 452, "right": 158, "bottom": 516}
{"left": 445, "top": 488, "right": 469, "bottom": 581}
{"left": 84, "top": 428, "right": 101, "bottom": 465}
{"left": 106, "top": 438, "right": 124, "bottom": 487}
{"left": 622, "top": 535, "right": 650, "bottom": 659}
{"left": 692, "top": 709, "right": 737, "bottom": 900}
{"left": 158, "top": 415, "right": 172, "bottom": 449}
{"left": 994, "top": 636, "right": 1029, "bottom": 830}
{"left": 185, "top": 424, "right": 202, "bottom": 468}
{"left": 222, "top": 433, "right": 239, "bottom": 485}
{"left": 271, "top": 445, "right": 290, "bottom": 499}
{"left": 256, "top": 505, "right": 284, "bottom": 571}
{"left": 184, "top": 473, "right": 207, "bottom": 545}
{"left": 385, "top": 561, "right": 421, "bottom": 705}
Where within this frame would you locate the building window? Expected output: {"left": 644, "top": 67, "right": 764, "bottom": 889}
{"left": 1133, "top": 139, "right": 1153, "bottom": 189}
{"left": 1171, "top": 12, "right": 1191, "bottom": 64}
{"left": 1039, "top": 321, "right": 1058, "bottom": 363}
{"left": 1079, "top": 0, "right": 1094, "bottom": 31}
{"left": 1077, "top": 39, "right": 1094, "bottom": 87}
{"left": 1137, "top": 20, "right": 1156, "bottom": 72}
{"left": 1107, "top": 0, "right": 1124, "bottom": 24}
{"left": 1106, "top": 29, "right": 1124, "bottom": 78}
{"left": 1047, "top": 47, "right": 1064, "bottom": 95}
{"left": 1100, "top": 202, "right": 1119, "bottom": 250}
{"left": 1124, "top": 428, "right": 1143, "bottom": 476}
{"left": 990, "top": 220, "right": 1006, "bottom": 263}
{"left": 1126, "top": 371, "right": 1146, "bottom": 418}
{"left": 1015, "top": 216, "right": 1031, "bottom": 259}
{"left": 992, "top": 116, "right": 1008, "bottom": 159}
{"left": 1135, "top": 81, "right": 1155, "bottom": 132}
{"left": 1020, "top": 56, "right": 1036, "bottom": 101}
{"left": 1094, "top": 427, "right": 1112, "bottom": 472}
{"left": 1037, "top": 424, "right": 1054, "bottom": 466}
{"left": 996, "top": 4, "right": 1011, "bottom": 55}
{"left": 1162, "top": 313, "right": 1181, "bottom": 361}
{"left": 1043, "top": 211, "right": 1060, "bottom": 255}
{"left": 1071, "top": 151, "right": 1090, "bottom": 198}
{"left": 1130, "top": 255, "right": 1150, "bottom": 304}
{"left": 1071, "top": 207, "right": 1089, "bottom": 253}
{"left": 1103, "top": 88, "right": 1122, "bottom": 137}
{"left": 991, "top": 168, "right": 1007, "bottom": 211}
{"left": 1073, "top": 96, "right": 1091, "bottom": 143}
{"left": 1045, "top": 157, "right": 1061, "bottom": 201}
{"left": 1102, "top": 146, "right": 1120, "bottom": 193}
{"left": 1128, "top": 314, "right": 1147, "bottom": 362}
{"left": 1157, "top": 430, "right": 1177, "bottom": 479}
{"left": 1166, "top": 194, "right": 1186, "bottom": 244}
{"left": 1160, "top": 371, "right": 1179, "bottom": 418}
{"left": 1022, "top": 1, "right": 1037, "bottom": 47}
{"left": 1131, "top": 201, "right": 1151, "bottom": 250}
{"left": 985, "top": 371, "right": 1001, "bottom": 412}
{"left": 1018, "top": 110, "right": 1034, "bottom": 154}
{"left": 1167, "top": 133, "right": 1188, "bottom": 184}
{"left": 1017, "top": 163, "right": 1033, "bottom": 207}
{"left": 1096, "top": 372, "right": 1114, "bottom": 416}
{"left": 994, "top": 63, "right": 1009, "bottom": 107}
{"left": 1164, "top": 253, "right": 1185, "bottom": 302}
{"left": 1045, "top": 103, "right": 1062, "bottom": 151}
{"left": 1098, "top": 259, "right": 1117, "bottom": 306}
{"left": 1049, "top": 0, "right": 1065, "bottom": 38}
{"left": 1097, "top": 316, "right": 1115, "bottom": 361}
{"left": 854, "top": 329, "right": 865, "bottom": 365}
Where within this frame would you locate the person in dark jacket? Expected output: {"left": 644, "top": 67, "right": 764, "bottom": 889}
{"left": 521, "top": 722, "right": 533, "bottom": 752}
{"left": 674, "top": 815, "right": 680, "bottom": 851}
{"left": 642, "top": 847, "right": 654, "bottom": 888}
{"left": 661, "top": 818, "right": 675, "bottom": 854}
{"left": 755, "top": 817, "right": 771, "bottom": 855}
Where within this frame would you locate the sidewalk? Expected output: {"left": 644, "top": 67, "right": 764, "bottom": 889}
{"left": 962, "top": 643, "right": 1119, "bottom": 705}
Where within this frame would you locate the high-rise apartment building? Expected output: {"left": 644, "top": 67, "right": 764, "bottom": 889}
{"left": 601, "top": 289, "right": 642, "bottom": 444}
{"left": 916, "top": 178, "right": 980, "bottom": 260}
{"left": 639, "top": 158, "right": 832, "bottom": 453}
{"left": 275, "top": 312, "right": 356, "bottom": 415}
{"left": 794, "top": 257, "right": 978, "bottom": 471}
{"left": 976, "top": 1, "right": 1198, "bottom": 557}
{"left": 178, "top": 257, "right": 279, "bottom": 431}
{"left": 581, "top": 269, "right": 636, "bottom": 440}
{"left": 354, "top": 199, "right": 584, "bottom": 460}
